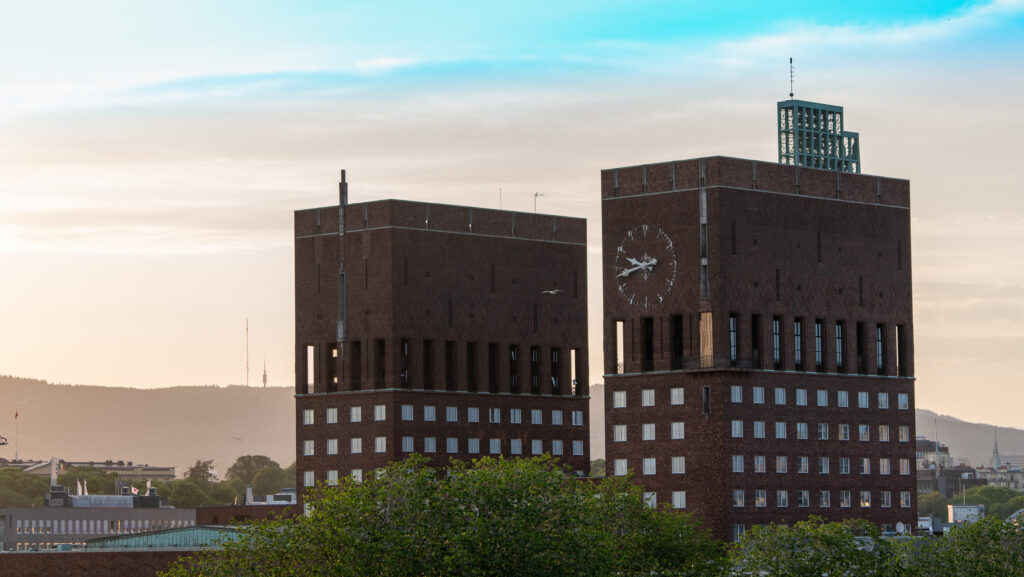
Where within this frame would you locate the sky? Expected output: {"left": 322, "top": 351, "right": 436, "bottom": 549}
{"left": 1, "top": 0, "right": 1023, "bottom": 430}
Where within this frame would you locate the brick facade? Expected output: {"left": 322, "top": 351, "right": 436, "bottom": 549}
{"left": 602, "top": 156, "right": 916, "bottom": 539}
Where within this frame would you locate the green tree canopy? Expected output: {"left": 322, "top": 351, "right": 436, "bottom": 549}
{"left": 225, "top": 455, "right": 280, "bottom": 486}
{"left": 901, "top": 516, "right": 1024, "bottom": 577}
{"left": 918, "top": 491, "right": 948, "bottom": 518}
{"left": 57, "top": 466, "right": 118, "bottom": 495}
{"left": 185, "top": 459, "right": 216, "bottom": 483}
{"left": 0, "top": 468, "right": 49, "bottom": 506}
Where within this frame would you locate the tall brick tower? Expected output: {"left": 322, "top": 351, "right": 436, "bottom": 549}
{"left": 601, "top": 156, "right": 915, "bottom": 540}
{"left": 295, "top": 173, "right": 590, "bottom": 496}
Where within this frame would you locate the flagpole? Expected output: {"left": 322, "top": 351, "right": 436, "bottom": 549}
{"left": 15, "top": 411, "right": 19, "bottom": 461}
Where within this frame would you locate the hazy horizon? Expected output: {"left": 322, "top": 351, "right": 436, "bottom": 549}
{"left": 2, "top": 1, "right": 1023, "bottom": 430}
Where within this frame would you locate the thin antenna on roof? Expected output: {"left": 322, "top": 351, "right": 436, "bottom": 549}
{"left": 789, "top": 58, "right": 795, "bottom": 98}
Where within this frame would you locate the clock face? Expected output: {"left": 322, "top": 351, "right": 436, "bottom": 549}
{"left": 615, "top": 224, "right": 677, "bottom": 308}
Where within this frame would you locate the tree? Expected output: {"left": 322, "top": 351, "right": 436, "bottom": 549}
{"left": 225, "top": 455, "right": 280, "bottom": 486}
{"left": 185, "top": 459, "right": 216, "bottom": 483}
{"left": 57, "top": 466, "right": 118, "bottom": 495}
{"left": 730, "top": 517, "right": 889, "bottom": 577}
{"left": 590, "top": 458, "right": 606, "bottom": 477}
{"left": 168, "top": 480, "right": 214, "bottom": 509}
{"left": 0, "top": 469, "right": 49, "bottom": 506}
{"left": 163, "top": 455, "right": 726, "bottom": 577}
{"left": 251, "top": 466, "right": 289, "bottom": 497}
{"left": 901, "top": 516, "right": 1024, "bottom": 577}
{"left": 918, "top": 491, "right": 947, "bottom": 518}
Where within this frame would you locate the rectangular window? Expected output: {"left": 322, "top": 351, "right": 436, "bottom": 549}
{"left": 640, "top": 318, "right": 654, "bottom": 372}
{"left": 644, "top": 492, "right": 657, "bottom": 508}
{"left": 753, "top": 421, "right": 766, "bottom": 438}
{"left": 796, "top": 389, "right": 807, "bottom": 406}
{"left": 819, "top": 457, "right": 830, "bottom": 474}
{"left": 326, "top": 408, "right": 338, "bottom": 424}
{"left": 468, "top": 438, "right": 480, "bottom": 454}
{"left": 327, "top": 438, "right": 338, "bottom": 455}
{"left": 551, "top": 410, "right": 563, "bottom": 426}
{"left": 350, "top": 406, "right": 362, "bottom": 422}
{"left": 424, "top": 437, "right": 437, "bottom": 453}
{"left": 670, "top": 315, "right": 684, "bottom": 370}
{"left": 466, "top": 342, "right": 477, "bottom": 392}
{"left": 775, "top": 387, "right": 786, "bottom": 405}
{"left": 672, "top": 456, "right": 686, "bottom": 474}
{"left": 302, "top": 409, "right": 314, "bottom": 425}
{"left": 423, "top": 339, "right": 434, "bottom": 389}
{"left": 402, "top": 436, "right": 414, "bottom": 453}
{"left": 551, "top": 440, "right": 563, "bottom": 456}
{"left": 835, "top": 321, "right": 845, "bottom": 372}
{"left": 509, "top": 439, "right": 522, "bottom": 455}
{"left": 375, "top": 436, "right": 386, "bottom": 453}
{"left": 673, "top": 491, "right": 687, "bottom": 509}
{"left": 798, "top": 456, "right": 809, "bottom": 474}
{"left": 817, "top": 390, "right": 828, "bottom": 407}
{"left": 732, "top": 455, "right": 744, "bottom": 473}
{"left": 731, "top": 420, "right": 743, "bottom": 438}
{"left": 612, "top": 391, "right": 626, "bottom": 408}
{"left": 860, "top": 457, "right": 871, "bottom": 475}
{"left": 489, "top": 407, "right": 501, "bottom": 423}
{"left": 775, "top": 422, "right": 787, "bottom": 439}
{"left": 731, "top": 385, "right": 742, "bottom": 403}
{"left": 303, "top": 440, "right": 315, "bottom": 456}
{"left": 879, "top": 425, "right": 890, "bottom": 442}
{"left": 878, "top": 393, "right": 889, "bottom": 409}
{"left": 374, "top": 405, "right": 386, "bottom": 421}
{"left": 615, "top": 320, "right": 625, "bottom": 374}
{"left": 733, "top": 490, "right": 745, "bottom": 507}
{"left": 856, "top": 321, "right": 866, "bottom": 373}
{"left": 901, "top": 491, "right": 911, "bottom": 508}
{"left": 641, "top": 389, "right": 655, "bottom": 406}
{"left": 642, "top": 423, "right": 656, "bottom": 441}
{"left": 755, "top": 490, "right": 767, "bottom": 508}
{"left": 572, "top": 410, "right": 584, "bottom": 426}
{"left": 350, "top": 437, "right": 362, "bottom": 454}
{"left": 488, "top": 342, "right": 499, "bottom": 393}
{"left": 840, "top": 491, "right": 852, "bottom": 508}
{"left": 858, "top": 391, "right": 869, "bottom": 408}
{"left": 424, "top": 405, "right": 436, "bottom": 422}
{"left": 900, "top": 458, "right": 911, "bottom": 475}
{"left": 876, "top": 324, "right": 886, "bottom": 374}
{"left": 777, "top": 490, "right": 789, "bottom": 508}
{"left": 489, "top": 439, "right": 501, "bottom": 454}
{"left": 754, "top": 455, "right": 766, "bottom": 473}
{"left": 898, "top": 393, "right": 909, "bottom": 410}
{"left": 897, "top": 324, "right": 907, "bottom": 376}
{"left": 753, "top": 386, "right": 765, "bottom": 404}
{"left": 794, "top": 318, "right": 804, "bottom": 370}
{"left": 879, "top": 458, "right": 891, "bottom": 475}
{"left": 734, "top": 525, "right": 746, "bottom": 542}
{"left": 529, "top": 346, "right": 539, "bottom": 394}
{"left": 776, "top": 456, "right": 788, "bottom": 473}
{"left": 881, "top": 491, "right": 892, "bottom": 508}
{"left": 860, "top": 491, "right": 871, "bottom": 508}
{"left": 751, "top": 314, "right": 761, "bottom": 368}
{"left": 401, "top": 404, "right": 414, "bottom": 421}
{"left": 820, "top": 490, "right": 831, "bottom": 508}
{"left": 643, "top": 458, "right": 656, "bottom": 475}
{"left": 532, "top": 409, "right": 543, "bottom": 424}
{"left": 817, "top": 423, "right": 829, "bottom": 440}
{"left": 613, "top": 459, "right": 627, "bottom": 476}
{"left": 446, "top": 406, "right": 458, "bottom": 422}
{"left": 670, "top": 387, "right": 685, "bottom": 405}
{"left": 468, "top": 407, "right": 480, "bottom": 423}
{"left": 838, "top": 390, "right": 849, "bottom": 408}
{"left": 798, "top": 490, "right": 810, "bottom": 508}
{"left": 796, "top": 422, "right": 808, "bottom": 440}
{"left": 899, "top": 425, "right": 910, "bottom": 442}
{"left": 327, "top": 470, "right": 339, "bottom": 486}
{"left": 551, "top": 347, "right": 561, "bottom": 393}
{"left": 572, "top": 440, "right": 584, "bottom": 456}
{"left": 444, "top": 340, "right": 456, "bottom": 391}
{"left": 510, "top": 344, "right": 521, "bottom": 393}
{"left": 448, "top": 437, "right": 460, "bottom": 454}
{"left": 839, "top": 424, "right": 850, "bottom": 441}
{"left": 303, "top": 471, "right": 315, "bottom": 487}
{"left": 510, "top": 408, "right": 522, "bottom": 424}
{"left": 859, "top": 424, "right": 870, "bottom": 442}
{"left": 533, "top": 439, "right": 544, "bottom": 456}
{"left": 839, "top": 457, "right": 850, "bottom": 474}
{"left": 729, "top": 313, "right": 739, "bottom": 366}
{"left": 772, "top": 316, "right": 782, "bottom": 369}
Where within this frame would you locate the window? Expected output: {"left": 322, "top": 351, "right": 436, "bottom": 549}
{"left": 733, "top": 490, "right": 745, "bottom": 507}
{"left": 468, "top": 438, "right": 480, "bottom": 454}
{"left": 303, "top": 440, "right": 314, "bottom": 456}
{"left": 754, "top": 455, "right": 766, "bottom": 473}
{"left": 772, "top": 317, "right": 782, "bottom": 369}
{"left": 840, "top": 490, "right": 851, "bottom": 508}
{"left": 644, "top": 492, "right": 657, "bottom": 508}
{"left": 835, "top": 321, "right": 845, "bottom": 370}
{"left": 879, "top": 458, "right": 891, "bottom": 475}
{"left": 327, "top": 438, "right": 338, "bottom": 455}
{"left": 879, "top": 425, "right": 890, "bottom": 442}
{"left": 572, "top": 410, "right": 584, "bottom": 426}
{"left": 371, "top": 405, "right": 385, "bottom": 421}
{"left": 776, "top": 455, "right": 788, "bottom": 473}
{"left": 302, "top": 409, "right": 314, "bottom": 425}
{"left": 531, "top": 409, "right": 543, "bottom": 424}
{"left": 820, "top": 490, "right": 831, "bottom": 508}
{"left": 327, "top": 470, "right": 339, "bottom": 486}
{"left": 612, "top": 391, "right": 626, "bottom": 408}
{"left": 424, "top": 437, "right": 436, "bottom": 453}
{"left": 510, "top": 408, "right": 522, "bottom": 424}
{"left": 350, "top": 437, "right": 362, "bottom": 454}
{"left": 753, "top": 386, "right": 765, "bottom": 404}
{"left": 731, "top": 385, "right": 743, "bottom": 403}
{"left": 877, "top": 324, "right": 886, "bottom": 373}
{"left": 551, "top": 410, "right": 563, "bottom": 426}
{"left": 350, "top": 406, "right": 362, "bottom": 422}
{"left": 613, "top": 424, "right": 627, "bottom": 442}
{"left": 401, "top": 404, "right": 414, "bottom": 421}
{"left": 643, "top": 458, "right": 656, "bottom": 475}
{"left": 532, "top": 439, "right": 544, "bottom": 456}
{"left": 839, "top": 424, "right": 850, "bottom": 441}
{"left": 489, "top": 438, "right": 501, "bottom": 454}
{"left": 732, "top": 455, "right": 744, "bottom": 473}
{"left": 374, "top": 436, "right": 386, "bottom": 453}
{"left": 860, "top": 491, "right": 871, "bottom": 508}
{"left": 446, "top": 406, "right": 458, "bottom": 422}
{"left": 775, "top": 387, "right": 786, "bottom": 405}
{"left": 572, "top": 440, "right": 584, "bottom": 455}
{"left": 817, "top": 390, "right": 828, "bottom": 407}
{"left": 672, "top": 491, "right": 687, "bottom": 509}
{"left": 859, "top": 457, "right": 871, "bottom": 475}
{"left": 814, "top": 319, "right": 824, "bottom": 370}
{"left": 900, "top": 458, "right": 911, "bottom": 475}
{"left": 878, "top": 392, "right": 889, "bottom": 409}
{"left": 838, "top": 391, "right": 849, "bottom": 407}
{"left": 798, "top": 456, "right": 809, "bottom": 474}
{"left": 818, "top": 457, "right": 830, "bottom": 474}
{"left": 839, "top": 457, "right": 850, "bottom": 474}
{"left": 859, "top": 424, "right": 870, "bottom": 442}
{"left": 729, "top": 313, "right": 739, "bottom": 365}
{"left": 775, "top": 422, "right": 787, "bottom": 439}
{"left": 351, "top": 469, "right": 363, "bottom": 482}
{"left": 898, "top": 393, "right": 909, "bottom": 410}
{"left": 489, "top": 408, "right": 501, "bottom": 423}
{"left": 303, "top": 471, "right": 315, "bottom": 487}
{"left": 881, "top": 491, "right": 892, "bottom": 508}
{"left": 817, "top": 423, "right": 829, "bottom": 440}
{"left": 642, "top": 423, "right": 656, "bottom": 441}
{"left": 613, "top": 459, "right": 627, "bottom": 476}
{"left": 796, "top": 422, "right": 808, "bottom": 440}
{"left": 858, "top": 391, "right": 869, "bottom": 408}
{"left": 796, "top": 389, "right": 807, "bottom": 406}
{"left": 642, "top": 389, "right": 655, "bottom": 406}
{"left": 798, "top": 490, "right": 810, "bottom": 508}
{"left": 794, "top": 318, "right": 804, "bottom": 369}
{"left": 731, "top": 420, "right": 743, "bottom": 438}
{"left": 326, "top": 408, "right": 338, "bottom": 424}
{"left": 671, "top": 422, "right": 685, "bottom": 439}
{"left": 733, "top": 525, "right": 746, "bottom": 542}
{"left": 901, "top": 491, "right": 912, "bottom": 508}
{"left": 755, "top": 490, "right": 767, "bottom": 508}
{"left": 551, "top": 440, "right": 563, "bottom": 456}
{"left": 424, "top": 405, "right": 436, "bottom": 422}
{"left": 672, "top": 456, "right": 686, "bottom": 474}
{"left": 468, "top": 407, "right": 480, "bottom": 423}
{"left": 753, "top": 421, "right": 766, "bottom": 439}
{"left": 402, "top": 436, "right": 414, "bottom": 453}
{"left": 899, "top": 425, "right": 910, "bottom": 442}
{"left": 670, "top": 387, "right": 685, "bottom": 405}
{"left": 777, "top": 490, "right": 789, "bottom": 508}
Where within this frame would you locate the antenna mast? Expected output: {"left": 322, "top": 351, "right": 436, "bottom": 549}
{"left": 789, "top": 57, "right": 794, "bottom": 98}
{"left": 246, "top": 319, "right": 249, "bottom": 387}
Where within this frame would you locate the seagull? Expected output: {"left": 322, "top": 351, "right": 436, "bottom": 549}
{"left": 541, "top": 289, "right": 562, "bottom": 295}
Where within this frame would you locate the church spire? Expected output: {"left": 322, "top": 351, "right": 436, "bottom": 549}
{"left": 992, "top": 427, "right": 1002, "bottom": 469}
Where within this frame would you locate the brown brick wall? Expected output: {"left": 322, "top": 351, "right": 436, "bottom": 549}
{"left": 0, "top": 550, "right": 187, "bottom": 577}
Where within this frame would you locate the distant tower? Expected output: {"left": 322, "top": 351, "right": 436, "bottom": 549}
{"left": 262, "top": 358, "right": 268, "bottom": 388}
{"left": 778, "top": 98, "right": 861, "bottom": 173}
{"left": 992, "top": 428, "right": 1002, "bottom": 469}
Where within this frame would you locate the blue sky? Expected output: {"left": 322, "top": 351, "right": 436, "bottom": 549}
{"left": 2, "top": 0, "right": 1024, "bottom": 435}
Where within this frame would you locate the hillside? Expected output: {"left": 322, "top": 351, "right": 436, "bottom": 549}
{"left": 916, "top": 408, "right": 1024, "bottom": 467}
{"left": 0, "top": 376, "right": 294, "bottom": 477}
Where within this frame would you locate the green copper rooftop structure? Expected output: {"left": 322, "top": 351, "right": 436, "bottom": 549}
{"left": 777, "top": 99, "right": 861, "bottom": 174}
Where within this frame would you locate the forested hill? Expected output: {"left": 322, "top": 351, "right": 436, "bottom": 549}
{"left": 0, "top": 375, "right": 294, "bottom": 476}
{"left": 916, "top": 408, "right": 1024, "bottom": 467}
